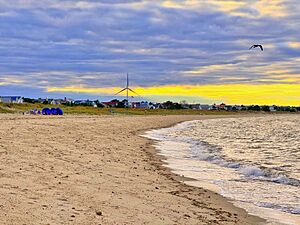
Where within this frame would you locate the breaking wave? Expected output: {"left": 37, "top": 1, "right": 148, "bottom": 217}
{"left": 143, "top": 116, "right": 300, "bottom": 223}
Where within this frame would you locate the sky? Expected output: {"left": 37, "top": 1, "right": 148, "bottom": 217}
{"left": 1, "top": 0, "right": 300, "bottom": 105}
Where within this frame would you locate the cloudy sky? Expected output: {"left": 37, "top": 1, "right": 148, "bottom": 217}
{"left": 1, "top": 0, "right": 300, "bottom": 105}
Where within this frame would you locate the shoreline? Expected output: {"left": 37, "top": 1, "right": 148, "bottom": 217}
{"left": 0, "top": 114, "right": 265, "bottom": 224}
{"left": 142, "top": 115, "right": 300, "bottom": 225}
{"left": 138, "top": 116, "right": 266, "bottom": 225}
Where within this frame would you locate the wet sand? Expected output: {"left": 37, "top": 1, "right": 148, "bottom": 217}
{"left": 0, "top": 114, "right": 265, "bottom": 224}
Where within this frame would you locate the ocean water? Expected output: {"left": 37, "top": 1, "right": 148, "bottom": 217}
{"left": 143, "top": 115, "right": 300, "bottom": 225}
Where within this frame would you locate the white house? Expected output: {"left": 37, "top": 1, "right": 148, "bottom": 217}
{"left": 0, "top": 96, "right": 23, "bottom": 103}
{"left": 50, "top": 99, "right": 61, "bottom": 105}
{"left": 131, "top": 101, "right": 150, "bottom": 109}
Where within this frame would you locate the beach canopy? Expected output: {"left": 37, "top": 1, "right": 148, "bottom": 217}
{"left": 51, "top": 108, "right": 58, "bottom": 115}
{"left": 42, "top": 107, "right": 63, "bottom": 115}
{"left": 42, "top": 108, "right": 51, "bottom": 115}
{"left": 56, "top": 107, "right": 63, "bottom": 115}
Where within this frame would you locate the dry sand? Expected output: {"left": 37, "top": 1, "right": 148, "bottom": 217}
{"left": 0, "top": 114, "right": 265, "bottom": 225}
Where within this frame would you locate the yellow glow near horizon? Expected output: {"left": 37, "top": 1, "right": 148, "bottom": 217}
{"left": 0, "top": 77, "right": 25, "bottom": 85}
{"left": 47, "top": 84, "right": 300, "bottom": 106}
{"left": 184, "top": 63, "right": 236, "bottom": 75}
{"left": 288, "top": 41, "right": 300, "bottom": 49}
{"left": 265, "top": 69, "right": 292, "bottom": 75}
{"left": 255, "top": 0, "right": 287, "bottom": 17}
{"left": 161, "top": 0, "right": 198, "bottom": 9}
{"left": 160, "top": 0, "right": 286, "bottom": 18}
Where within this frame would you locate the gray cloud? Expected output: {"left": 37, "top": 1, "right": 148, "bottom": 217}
{"left": 0, "top": 0, "right": 300, "bottom": 98}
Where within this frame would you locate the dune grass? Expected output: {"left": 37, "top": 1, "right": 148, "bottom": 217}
{"left": 0, "top": 102, "right": 239, "bottom": 116}
{"left": 0, "top": 106, "right": 14, "bottom": 113}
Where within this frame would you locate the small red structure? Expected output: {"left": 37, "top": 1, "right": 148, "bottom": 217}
{"left": 102, "top": 101, "right": 119, "bottom": 108}
{"left": 218, "top": 103, "right": 226, "bottom": 110}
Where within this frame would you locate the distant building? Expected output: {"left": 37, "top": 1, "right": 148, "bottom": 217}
{"left": 218, "top": 103, "right": 226, "bottom": 110}
{"left": 0, "top": 96, "right": 23, "bottom": 104}
{"left": 189, "top": 104, "right": 200, "bottom": 110}
{"left": 36, "top": 98, "right": 46, "bottom": 103}
{"left": 148, "top": 102, "right": 160, "bottom": 109}
{"left": 131, "top": 101, "right": 150, "bottom": 109}
{"left": 73, "top": 100, "right": 97, "bottom": 107}
{"left": 61, "top": 97, "right": 74, "bottom": 104}
{"left": 48, "top": 98, "right": 74, "bottom": 105}
{"left": 199, "top": 104, "right": 211, "bottom": 110}
{"left": 269, "top": 106, "right": 276, "bottom": 112}
{"left": 50, "top": 99, "right": 61, "bottom": 105}
{"left": 180, "top": 103, "right": 190, "bottom": 109}
{"left": 102, "top": 101, "right": 119, "bottom": 108}
{"left": 234, "top": 105, "right": 242, "bottom": 110}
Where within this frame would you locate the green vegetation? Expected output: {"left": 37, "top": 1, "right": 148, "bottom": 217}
{"left": 1, "top": 102, "right": 298, "bottom": 116}
{"left": 0, "top": 102, "right": 237, "bottom": 116}
{"left": 0, "top": 106, "right": 15, "bottom": 113}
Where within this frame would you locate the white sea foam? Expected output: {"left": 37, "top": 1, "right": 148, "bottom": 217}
{"left": 144, "top": 115, "right": 300, "bottom": 224}
{"left": 240, "top": 166, "right": 265, "bottom": 177}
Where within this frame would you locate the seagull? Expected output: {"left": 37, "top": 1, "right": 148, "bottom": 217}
{"left": 249, "top": 44, "right": 263, "bottom": 51}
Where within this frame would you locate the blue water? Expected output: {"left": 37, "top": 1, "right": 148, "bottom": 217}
{"left": 143, "top": 116, "right": 300, "bottom": 225}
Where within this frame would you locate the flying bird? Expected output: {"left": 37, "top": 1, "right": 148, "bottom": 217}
{"left": 249, "top": 44, "right": 263, "bottom": 51}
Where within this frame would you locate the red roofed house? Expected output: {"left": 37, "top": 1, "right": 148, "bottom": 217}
{"left": 102, "top": 101, "right": 119, "bottom": 108}
{"left": 218, "top": 103, "right": 227, "bottom": 110}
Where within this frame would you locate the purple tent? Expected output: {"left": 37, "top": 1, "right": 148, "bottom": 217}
{"left": 51, "top": 108, "right": 58, "bottom": 115}
{"left": 56, "top": 108, "right": 63, "bottom": 115}
{"left": 42, "top": 108, "right": 51, "bottom": 115}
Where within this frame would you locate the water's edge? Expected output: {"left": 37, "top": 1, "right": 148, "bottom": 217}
{"left": 140, "top": 118, "right": 266, "bottom": 225}
{"left": 142, "top": 119, "right": 300, "bottom": 225}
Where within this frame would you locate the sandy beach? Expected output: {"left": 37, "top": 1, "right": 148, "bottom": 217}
{"left": 0, "top": 114, "right": 264, "bottom": 225}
